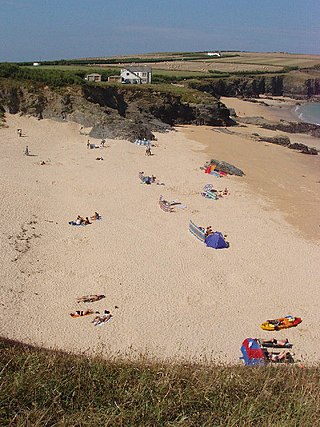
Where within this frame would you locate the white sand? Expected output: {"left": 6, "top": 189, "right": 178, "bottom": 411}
{"left": 0, "top": 113, "right": 319, "bottom": 364}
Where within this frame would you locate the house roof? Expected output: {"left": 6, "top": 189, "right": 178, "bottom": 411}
{"left": 86, "top": 73, "right": 102, "bottom": 77}
{"left": 124, "top": 66, "right": 152, "bottom": 73}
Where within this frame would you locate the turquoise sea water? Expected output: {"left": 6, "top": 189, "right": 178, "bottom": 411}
{"left": 295, "top": 102, "right": 320, "bottom": 125}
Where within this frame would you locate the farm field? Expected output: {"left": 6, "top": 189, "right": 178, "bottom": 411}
{"left": 21, "top": 51, "right": 320, "bottom": 79}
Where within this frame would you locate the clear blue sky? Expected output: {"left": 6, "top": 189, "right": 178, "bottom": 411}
{"left": 0, "top": 0, "right": 319, "bottom": 61}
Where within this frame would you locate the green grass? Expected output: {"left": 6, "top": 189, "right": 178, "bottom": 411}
{"left": 1, "top": 338, "right": 319, "bottom": 426}
{"left": 22, "top": 64, "right": 120, "bottom": 74}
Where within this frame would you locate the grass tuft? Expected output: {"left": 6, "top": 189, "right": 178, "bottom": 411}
{"left": 1, "top": 338, "right": 319, "bottom": 426}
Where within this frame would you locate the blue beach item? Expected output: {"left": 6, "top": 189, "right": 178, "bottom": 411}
{"left": 205, "top": 232, "right": 228, "bottom": 249}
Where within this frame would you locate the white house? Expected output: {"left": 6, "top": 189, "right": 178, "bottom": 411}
{"left": 85, "top": 73, "right": 102, "bottom": 82}
{"left": 207, "top": 52, "right": 221, "bottom": 57}
{"left": 120, "top": 66, "right": 152, "bottom": 84}
{"left": 33, "top": 62, "right": 40, "bottom": 66}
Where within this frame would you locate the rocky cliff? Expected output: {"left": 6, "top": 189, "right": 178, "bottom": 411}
{"left": 191, "top": 73, "right": 320, "bottom": 99}
{"left": 0, "top": 80, "right": 233, "bottom": 141}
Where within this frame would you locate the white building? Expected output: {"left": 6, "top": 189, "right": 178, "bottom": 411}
{"left": 207, "top": 52, "right": 221, "bottom": 57}
{"left": 85, "top": 73, "right": 102, "bottom": 82}
{"left": 33, "top": 62, "right": 40, "bottom": 66}
{"left": 120, "top": 66, "right": 152, "bottom": 84}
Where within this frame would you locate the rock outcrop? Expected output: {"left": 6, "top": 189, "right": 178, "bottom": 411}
{"left": 260, "top": 121, "right": 320, "bottom": 138}
{"left": 257, "top": 135, "right": 318, "bottom": 155}
{"left": 191, "top": 74, "right": 320, "bottom": 99}
{"left": 0, "top": 80, "right": 233, "bottom": 141}
{"left": 208, "top": 159, "right": 245, "bottom": 176}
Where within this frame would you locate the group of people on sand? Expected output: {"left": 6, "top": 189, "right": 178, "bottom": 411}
{"left": 70, "top": 293, "right": 113, "bottom": 326}
{"left": 139, "top": 172, "right": 157, "bottom": 184}
{"left": 265, "top": 348, "right": 293, "bottom": 363}
{"left": 70, "top": 212, "right": 101, "bottom": 226}
{"left": 87, "top": 139, "right": 106, "bottom": 149}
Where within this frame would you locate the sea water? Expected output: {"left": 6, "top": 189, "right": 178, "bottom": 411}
{"left": 295, "top": 102, "right": 320, "bottom": 125}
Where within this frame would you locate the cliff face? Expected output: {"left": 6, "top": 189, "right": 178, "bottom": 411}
{"left": 191, "top": 75, "right": 320, "bottom": 98}
{"left": 0, "top": 81, "right": 233, "bottom": 141}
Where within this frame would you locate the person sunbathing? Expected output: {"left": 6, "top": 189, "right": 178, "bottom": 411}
{"left": 90, "top": 212, "right": 101, "bottom": 221}
{"left": 205, "top": 226, "right": 214, "bottom": 237}
{"left": 75, "top": 215, "right": 84, "bottom": 225}
{"left": 84, "top": 217, "right": 92, "bottom": 225}
{"left": 270, "top": 350, "right": 291, "bottom": 362}
{"left": 70, "top": 308, "right": 94, "bottom": 318}
{"left": 92, "top": 312, "right": 113, "bottom": 326}
{"left": 262, "top": 338, "right": 289, "bottom": 346}
{"left": 77, "top": 294, "right": 105, "bottom": 303}
{"left": 223, "top": 188, "right": 229, "bottom": 195}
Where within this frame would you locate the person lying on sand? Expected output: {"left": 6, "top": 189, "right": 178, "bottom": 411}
{"left": 90, "top": 212, "right": 101, "bottom": 221}
{"left": 96, "top": 157, "right": 103, "bottom": 160}
{"left": 261, "top": 338, "right": 289, "bottom": 346}
{"left": 70, "top": 308, "right": 95, "bottom": 318}
{"left": 77, "top": 294, "right": 105, "bottom": 303}
{"left": 84, "top": 217, "right": 92, "bottom": 225}
{"left": 76, "top": 215, "right": 84, "bottom": 225}
{"left": 92, "top": 312, "right": 113, "bottom": 326}
{"left": 270, "top": 350, "right": 292, "bottom": 363}
{"left": 205, "top": 226, "right": 214, "bottom": 237}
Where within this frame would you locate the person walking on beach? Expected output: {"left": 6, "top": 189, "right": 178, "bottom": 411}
{"left": 17, "top": 129, "right": 22, "bottom": 137}
{"left": 24, "top": 146, "right": 29, "bottom": 156}
{"left": 87, "top": 140, "right": 90, "bottom": 149}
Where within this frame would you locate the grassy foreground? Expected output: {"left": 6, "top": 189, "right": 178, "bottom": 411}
{"left": 1, "top": 338, "right": 319, "bottom": 426}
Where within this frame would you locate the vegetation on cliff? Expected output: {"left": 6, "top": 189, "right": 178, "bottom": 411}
{"left": 1, "top": 338, "right": 319, "bottom": 426}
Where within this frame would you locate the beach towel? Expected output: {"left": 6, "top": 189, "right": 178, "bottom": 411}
{"left": 210, "top": 171, "right": 222, "bottom": 177}
{"left": 69, "top": 221, "right": 85, "bottom": 226}
{"left": 201, "top": 191, "right": 218, "bottom": 200}
{"left": 172, "top": 202, "right": 187, "bottom": 209}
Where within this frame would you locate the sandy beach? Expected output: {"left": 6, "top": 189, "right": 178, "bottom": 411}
{"left": 0, "top": 99, "right": 319, "bottom": 364}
